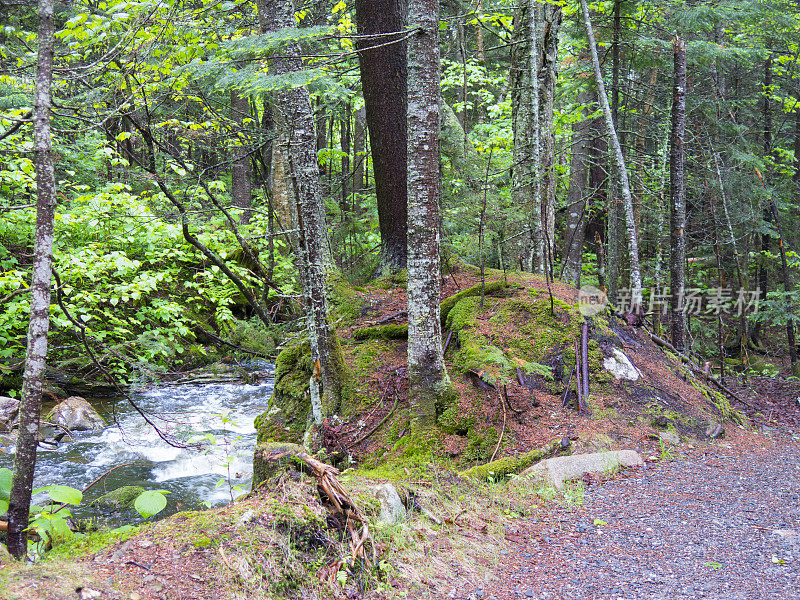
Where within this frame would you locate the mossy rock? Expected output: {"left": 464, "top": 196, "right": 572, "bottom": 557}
{"left": 252, "top": 441, "right": 311, "bottom": 488}
{"left": 90, "top": 486, "right": 145, "bottom": 512}
{"left": 255, "top": 344, "right": 313, "bottom": 445}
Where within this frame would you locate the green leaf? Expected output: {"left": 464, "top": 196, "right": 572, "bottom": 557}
{"left": 134, "top": 490, "right": 169, "bottom": 518}
{"left": 0, "top": 467, "right": 12, "bottom": 498}
{"left": 41, "top": 485, "right": 83, "bottom": 506}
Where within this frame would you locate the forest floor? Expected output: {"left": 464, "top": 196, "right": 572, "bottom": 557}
{"left": 2, "top": 266, "right": 800, "bottom": 599}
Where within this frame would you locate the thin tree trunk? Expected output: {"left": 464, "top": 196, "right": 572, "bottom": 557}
{"left": 7, "top": 0, "right": 56, "bottom": 559}
{"left": 257, "top": 0, "right": 345, "bottom": 415}
{"left": 340, "top": 102, "right": 351, "bottom": 212}
{"left": 230, "top": 92, "right": 253, "bottom": 224}
{"left": 407, "top": 0, "right": 453, "bottom": 426}
{"left": 539, "top": 3, "right": 561, "bottom": 274}
{"left": 578, "top": 0, "right": 642, "bottom": 307}
{"left": 353, "top": 106, "right": 367, "bottom": 192}
{"left": 669, "top": 36, "right": 688, "bottom": 352}
{"left": 562, "top": 87, "right": 593, "bottom": 287}
{"left": 355, "top": 0, "right": 408, "bottom": 274}
{"left": 768, "top": 196, "right": 800, "bottom": 377}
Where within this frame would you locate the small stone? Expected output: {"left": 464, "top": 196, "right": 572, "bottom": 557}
{"left": 705, "top": 423, "right": 725, "bottom": 439}
{"left": 374, "top": 483, "right": 407, "bottom": 524}
{"left": 130, "top": 594, "right": 142, "bottom": 600}
{"left": 79, "top": 589, "right": 102, "bottom": 600}
{"left": 525, "top": 591, "right": 535, "bottom": 598}
{"left": 138, "top": 539, "right": 153, "bottom": 548}
{"left": 658, "top": 431, "right": 680, "bottom": 445}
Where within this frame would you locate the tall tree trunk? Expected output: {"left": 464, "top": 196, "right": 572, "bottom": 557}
{"left": 257, "top": 0, "right": 345, "bottom": 415}
{"left": 7, "top": 0, "right": 56, "bottom": 559}
{"left": 353, "top": 106, "right": 367, "bottom": 192}
{"left": 538, "top": 3, "right": 562, "bottom": 275}
{"left": 562, "top": 87, "right": 593, "bottom": 287}
{"left": 513, "top": 0, "right": 552, "bottom": 274}
{"left": 340, "top": 102, "right": 351, "bottom": 212}
{"left": 605, "top": 0, "right": 624, "bottom": 303}
{"left": 407, "top": 0, "right": 453, "bottom": 426}
{"left": 355, "top": 0, "right": 408, "bottom": 274}
{"left": 768, "top": 196, "right": 800, "bottom": 377}
{"left": 669, "top": 37, "right": 688, "bottom": 352}
{"left": 578, "top": 0, "right": 642, "bottom": 308}
{"left": 230, "top": 92, "right": 253, "bottom": 224}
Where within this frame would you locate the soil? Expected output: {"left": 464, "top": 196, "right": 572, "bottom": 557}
{"left": 479, "top": 438, "right": 800, "bottom": 600}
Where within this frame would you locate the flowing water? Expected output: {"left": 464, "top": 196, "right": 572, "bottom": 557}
{"left": 0, "top": 364, "right": 274, "bottom": 524}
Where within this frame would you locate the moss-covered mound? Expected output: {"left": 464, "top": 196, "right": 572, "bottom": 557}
{"left": 254, "top": 343, "right": 313, "bottom": 445}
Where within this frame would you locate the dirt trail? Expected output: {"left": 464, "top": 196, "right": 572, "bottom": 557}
{"left": 481, "top": 440, "right": 800, "bottom": 600}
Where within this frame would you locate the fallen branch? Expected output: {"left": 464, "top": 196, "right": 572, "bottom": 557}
{"left": 646, "top": 330, "right": 752, "bottom": 408}
{"left": 462, "top": 438, "right": 563, "bottom": 481}
{"left": 347, "top": 390, "right": 399, "bottom": 448}
{"left": 489, "top": 390, "right": 507, "bottom": 463}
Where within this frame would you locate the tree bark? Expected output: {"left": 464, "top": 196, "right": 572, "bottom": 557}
{"left": 669, "top": 37, "right": 688, "bottom": 352}
{"left": 230, "top": 91, "right": 253, "bottom": 224}
{"left": 562, "top": 87, "right": 593, "bottom": 287}
{"left": 538, "top": 3, "right": 562, "bottom": 275}
{"left": 578, "top": 0, "right": 642, "bottom": 308}
{"left": 257, "top": 0, "right": 345, "bottom": 415}
{"left": 7, "top": 0, "right": 56, "bottom": 559}
{"left": 407, "top": 0, "right": 453, "bottom": 427}
{"left": 355, "top": 0, "right": 408, "bottom": 274}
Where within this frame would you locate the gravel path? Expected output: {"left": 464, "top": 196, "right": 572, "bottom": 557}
{"left": 483, "top": 444, "right": 800, "bottom": 600}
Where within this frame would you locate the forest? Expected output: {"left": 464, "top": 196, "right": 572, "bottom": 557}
{"left": 1, "top": 0, "right": 800, "bottom": 597}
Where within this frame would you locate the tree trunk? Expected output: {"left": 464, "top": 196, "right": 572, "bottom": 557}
{"left": 562, "top": 87, "right": 593, "bottom": 287}
{"left": 257, "top": 0, "right": 345, "bottom": 415}
{"left": 538, "top": 3, "right": 562, "bottom": 275}
{"left": 768, "top": 196, "right": 800, "bottom": 377}
{"left": 7, "top": 0, "right": 56, "bottom": 559}
{"left": 340, "top": 102, "right": 351, "bottom": 212}
{"left": 230, "top": 91, "right": 253, "bottom": 224}
{"left": 407, "top": 0, "right": 453, "bottom": 427}
{"left": 578, "top": 0, "right": 642, "bottom": 308}
{"left": 669, "top": 37, "right": 688, "bottom": 352}
{"left": 353, "top": 106, "right": 367, "bottom": 192}
{"left": 355, "top": 0, "right": 408, "bottom": 274}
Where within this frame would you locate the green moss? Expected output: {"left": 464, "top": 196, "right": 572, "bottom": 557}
{"left": 440, "top": 280, "right": 507, "bottom": 326}
{"left": 461, "top": 439, "right": 562, "bottom": 480}
{"left": 462, "top": 425, "right": 500, "bottom": 464}
{"left": 252, "top": 441, "right": 311, "bottom": 488}
{"left": 90, "top": 486, "right": 145, "bottom": 511}
{"left": 352, "top": 324, "right": 408, "bottom": 340}
{"left": 437, "top": 402, "right": 477, "bottom": 435}
{"left": 45, "top": 524, "right": 141, "bottom": 559}
{"left": 327, "top": 271, "right": 362, "bottom": 324}
{"left": 255, "top": 344, "right": 312, "bottom": 445}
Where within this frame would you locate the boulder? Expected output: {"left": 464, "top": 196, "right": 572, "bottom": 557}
{"left": 522, "top": 450, "right": 644, "bottom": 489}
{"left": 46, "top": 396, "right": 104, "bottom": 432}
{"left": 0, "top": 396, "right": 19, "bottom": 431}
{"left": 603, "top": 348, "right": 640, "bottom": 381}
{"left": 91, "top": 486, "right": 145, "bottom": 512}
{"left": 373, "top": 483, "right": 407, "bottom": 524}
{"left": 658, "top": 431, "right": 681, "bottom": 445}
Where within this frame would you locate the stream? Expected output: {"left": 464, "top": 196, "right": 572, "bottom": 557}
{"left": 0, "top": 363, "right": 274, "bottom": 525}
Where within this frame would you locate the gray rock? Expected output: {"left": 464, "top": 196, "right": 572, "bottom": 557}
{"left": 659, "top": 431, "right": 681, "bottom": 445}
{"left": 374, "top": 483, "right": 407, "bottom": 524}
{"left": 706, "top": 422, "right": 725, "bottom": 439}
{"left": 0, "top": 396, "right": 19, "bottom": 431}
{"left": 522, "top": 450, "right": 644, "bottom": 489}
{"left": 603, "top": 348, "right": 641, "bottom": 381}
{"left": 46, "top": 396, "right": 104, "bottom": 432}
